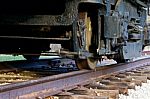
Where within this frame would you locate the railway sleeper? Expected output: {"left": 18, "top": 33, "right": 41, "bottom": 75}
{"left": 115, "top": 77, "right": 144, "bottom": 86}
{"left": 97, "top": 76, "right": 137, "bottom": 88}
{"left": 50, "top": 95, "right": 108, "bottom": 99}
{"left": 116, "top": 73, "right": 148, "bottom": 83}
{"left": 55, "top": 88, "right": 118, "bottom": 99}
{"left": 46, "top": 85, "right": 120, "bottom": 99}
{"left": 86, "top": 83, "right": 128, "bottom": 95}
{"left": 99, "top": 79, "right": 135, "bottom": 89}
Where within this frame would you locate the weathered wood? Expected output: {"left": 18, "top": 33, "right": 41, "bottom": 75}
{"left": 56, "top": 95, "right": 108, "bottom": 99}
{"left": 92, "top": 89, "right": 119, "bottom": 99}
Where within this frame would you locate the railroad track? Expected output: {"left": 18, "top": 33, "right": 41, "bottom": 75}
{"left": 0, "top": 57, "right": 150, "bottom": 99}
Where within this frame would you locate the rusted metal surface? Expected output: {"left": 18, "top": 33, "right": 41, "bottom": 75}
{"left": 0, "top": 58, "right": 150, "bottom": 99}
{"left": 0, "top": 36, "right": 71, "bottom": 40}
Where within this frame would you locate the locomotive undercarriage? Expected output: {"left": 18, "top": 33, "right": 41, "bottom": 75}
{"left": 0, "top": 0, "right": 149, "bottom": 69}
{"left": 74, "top": 0, "right": 148, "bottom": 69}
{"left": 76, "top": 1, "right": 146, "bottom": 69}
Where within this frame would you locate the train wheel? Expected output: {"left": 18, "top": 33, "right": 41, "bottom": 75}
{"left": 76, "top": 58, "right": 97, "bottom": 70}
{"left": 76, "top": 12, "right": 97, "bottom": 69}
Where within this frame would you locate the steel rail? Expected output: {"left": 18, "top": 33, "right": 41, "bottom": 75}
{"left": 0, "top": 58, "right": 150, "bottom": 99}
